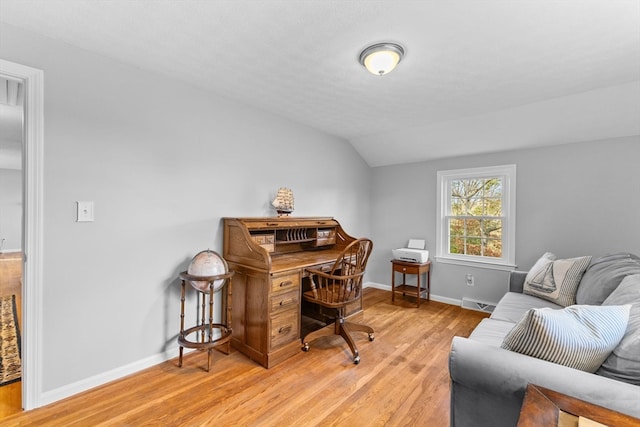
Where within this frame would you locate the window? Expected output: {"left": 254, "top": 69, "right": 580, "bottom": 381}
{"left": 436, "top": 165, "right": 516, "bottom": 270}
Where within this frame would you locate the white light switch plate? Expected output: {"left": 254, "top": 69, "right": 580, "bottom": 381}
{"left": 77, "top": 201, "right": 94, "bottom": 222}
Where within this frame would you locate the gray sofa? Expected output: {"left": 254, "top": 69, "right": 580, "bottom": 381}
{"left": 449, "top": 253, "right": 640, "bottom": 427}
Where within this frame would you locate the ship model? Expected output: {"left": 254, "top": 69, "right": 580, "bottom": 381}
{"left": 272, "top": 187, "right": 294, "bottom": 216}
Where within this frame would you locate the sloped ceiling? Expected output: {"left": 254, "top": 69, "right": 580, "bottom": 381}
{"left": 1, "top": 0, "right": 639, "bottom": 166}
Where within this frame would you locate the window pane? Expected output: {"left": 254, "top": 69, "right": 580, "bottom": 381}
{"left": 484, "top": 197, "right": 502, "bottom": 216}
{"left": 466, "top": 198, "right": 483, "bottom": 215}
{"left": 484, "top": 238, "right": 502, "bottom": 258}
{"left": 466, "top": 238, "right": 482, "bottom": 255}
{"left": 451, "top": 199, "right": 466, "bottom": 215}
{"left": 485, "top": 219, "right": 502, "bottom": 238}
{"left": 483, "top": 178, "right": 502, "bottom": 197}
{"left": 450, "top": 236, "right": 464, "bottom": 254}
{"left": 449, "top": 218, "right": 465, "bottom": 236}
{"left": 466, "top": 219, "right": 481, "bottom": 237}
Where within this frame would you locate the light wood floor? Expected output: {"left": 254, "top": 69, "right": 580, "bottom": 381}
{"left": 0, "top": 252, "right": 22, "bottom": 419}
{"left": 1, "top": 287, "right": 488, "bottom": 426}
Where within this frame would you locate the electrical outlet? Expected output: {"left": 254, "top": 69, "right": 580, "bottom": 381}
{"left": 466, "top": 274, "right": 475, "bottom": 286}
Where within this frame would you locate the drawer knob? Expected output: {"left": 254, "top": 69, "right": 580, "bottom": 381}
{"left": 279, "top": 280, "right": 293, "bottom": 287}
{"left": 279, "top": 298, "right": 296, "bottom": 306}
{"left": 402, "top": 268, "right": 406, "bottom": 272}
{"left": 278, "top": 325, "right": 292, "bottom": 334}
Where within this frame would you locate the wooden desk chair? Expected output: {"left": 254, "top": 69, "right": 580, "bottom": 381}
{"left": 301, "top": 238, "right": 374, "bottom": 364}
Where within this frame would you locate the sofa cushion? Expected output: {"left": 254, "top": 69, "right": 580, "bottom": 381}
{"left": 501, "top": 304, "right": 630, "bottom": 372}
{"left": 491, "top": 292, "right": 563, "bottom": 323}
{"left": 576, "top": 253, "right": 640, "bottom": 305}
{"left": 598, "top": 274, "right": 640, "bottom": 385}
{"left": 468, "top": 318, "right": 517, "bottom": 347}
{"left": 523, "top": 253, "right": 591, "bottom": 307}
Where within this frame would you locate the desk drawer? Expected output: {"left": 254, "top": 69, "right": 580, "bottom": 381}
{"left": 271, "top": 271, "right": 300, "bottom": 293}
{"left": 271, "top": 289, "right": 299, "bottom": 314}
{"left": 394, "top": 263, "right": 420, "bottom": 275}
{"left": 304, "top": 262, "right": 335, "bottom": 277}
{"left": 270, "top": 310, "right": 299, "bottom": 349}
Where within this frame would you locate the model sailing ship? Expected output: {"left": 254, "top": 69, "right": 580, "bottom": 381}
{"left": 272, "top": 187, "right": 294, "bottom": 216}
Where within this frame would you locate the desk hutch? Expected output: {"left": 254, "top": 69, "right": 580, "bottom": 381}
{"left": 223, "top": 217, "right": 361, "bottom": 368}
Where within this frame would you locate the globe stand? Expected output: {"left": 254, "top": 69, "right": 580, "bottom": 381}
{"left": 178, "top": 270, "right": 234, "bottom": 372}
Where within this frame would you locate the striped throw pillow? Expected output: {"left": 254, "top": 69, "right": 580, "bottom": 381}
{"left": 523, "top": 254, "right": 592, "bottom": 307}
{"left": 501, "top": 304, "right": 631, "bottom": 372}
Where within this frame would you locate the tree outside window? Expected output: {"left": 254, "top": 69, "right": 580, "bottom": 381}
{"left": 449, "top": 178, "right": 503, "bottom": 258}
{"left": 436, "top": 165, "right": 516, "bottom": 270}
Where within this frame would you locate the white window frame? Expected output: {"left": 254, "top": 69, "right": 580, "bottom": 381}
{"left": 436, "top": 164, "right": 516, "bottom": 271}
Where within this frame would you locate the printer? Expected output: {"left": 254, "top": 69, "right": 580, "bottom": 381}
{"left": 392, "top": 239, "right": 429, "bottom": 263}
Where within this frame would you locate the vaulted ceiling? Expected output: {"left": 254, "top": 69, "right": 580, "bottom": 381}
{"left": 1, "top": 1, "right": 639, "bottom": 166}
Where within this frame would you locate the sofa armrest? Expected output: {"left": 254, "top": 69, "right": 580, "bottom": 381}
{"left": 509, "top": 270, "right": 527, "bottom": 293}
{"left": 449, "top": 337, "right": 640, "bottom": 427}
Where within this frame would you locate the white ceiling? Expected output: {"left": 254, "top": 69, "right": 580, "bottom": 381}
{"left": 1, "top": 0, "right": 639, "bottom": 166}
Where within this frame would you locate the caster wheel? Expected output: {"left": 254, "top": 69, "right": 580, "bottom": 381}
{"left": 368, "top": 333, "right": 375, "bottom": 342}
{"left": 353, "top": 356, "right": 360, "bottom": 365}
{"left": 302, "top": 343, "right": 309, "bottom": 352}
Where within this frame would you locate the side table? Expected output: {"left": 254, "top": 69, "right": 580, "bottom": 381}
{"left": 391, "top": 259, "right": 431, "bottom": 308}
{"left": 517, "top": 384, "right": 640, "bottom": 426}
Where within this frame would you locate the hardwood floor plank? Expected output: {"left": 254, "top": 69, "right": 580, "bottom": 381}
{"left": 1, "top": 288, "right": 488, "bottom": 426}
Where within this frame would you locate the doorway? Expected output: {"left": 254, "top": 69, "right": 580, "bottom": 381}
{"left": 0, "top": 59, "right": 44, "bottom": 412}
{"left": 0, "top": 76, "right": 24, "bottom": 417}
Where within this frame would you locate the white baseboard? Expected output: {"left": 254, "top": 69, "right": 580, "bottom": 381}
{"left": 40, "top": 346, "right": 188, "bottom": 406}
{"left": 364, "top": 281, "right": 390, "bottom": 291}
{"left": 430, "top": 294, "right": 462, "bottom": 306}
{"left": 364, "top": 282, "right": 461, "bottom": 306}
{"left": 0, "top": 248, "right": 21, "bottom": 254}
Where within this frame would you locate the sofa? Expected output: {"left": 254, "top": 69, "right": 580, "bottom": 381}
{"left": 449, "top": 252, "right": 640, "bottom": 427}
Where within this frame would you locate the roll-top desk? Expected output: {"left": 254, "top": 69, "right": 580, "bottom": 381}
{"left": 223, "top": 217, "right": 361, "bottom": 368}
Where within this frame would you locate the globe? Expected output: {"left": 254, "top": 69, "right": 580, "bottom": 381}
{"left": 187, "top": 249, "right": 229, "bottom": 292}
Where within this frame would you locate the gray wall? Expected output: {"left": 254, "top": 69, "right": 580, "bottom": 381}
{"left": 1, "top": 25, "right": 371, "bottom": 393}
{"left": 0, "top": 168, "right": 22, "bottom": 251}
{"left": 369, "top": 137, "right": 640, "bottom": 304}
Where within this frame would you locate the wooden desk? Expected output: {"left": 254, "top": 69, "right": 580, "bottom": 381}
{"left": 517, "top": 384, "right": 640, "bottom": 427}
{"left": 223, "top": 217, "right": 361, "bottom": 368}
{"left": 391, "top": 259, "right": 431, "bottom": 308}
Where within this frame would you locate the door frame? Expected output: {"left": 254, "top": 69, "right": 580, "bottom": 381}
{"left": 0, "top": 59, "right": 44, "bottom": 410}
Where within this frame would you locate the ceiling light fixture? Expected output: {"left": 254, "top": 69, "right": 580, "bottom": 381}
{"left": 359, "top": 42, "right": 405, "bottom": 76}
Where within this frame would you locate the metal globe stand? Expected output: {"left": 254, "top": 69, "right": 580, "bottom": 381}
{"left": 178, "top": 270, "right": 234, "bottom": 372}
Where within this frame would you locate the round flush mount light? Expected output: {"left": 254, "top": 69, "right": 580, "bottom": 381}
{"left": 359, "top": 42, "right": 405, "bottom": 76}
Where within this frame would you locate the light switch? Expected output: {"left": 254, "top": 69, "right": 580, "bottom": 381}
{"left": 77, "top": 201, "right": 94, "bottom": 222}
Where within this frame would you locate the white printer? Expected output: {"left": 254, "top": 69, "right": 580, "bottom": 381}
{"left": 392, "top": 239, "right": 429, "bottom": 263}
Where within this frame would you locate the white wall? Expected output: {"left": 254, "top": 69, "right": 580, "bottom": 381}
{"left": 0, "top": 168, "right": 22, "bottom": 252}
{"left": 0, "top": 24, "right": 371, "bottom": 396}
{"left": 369, "top": 137, "right": 640, "bottom": 304}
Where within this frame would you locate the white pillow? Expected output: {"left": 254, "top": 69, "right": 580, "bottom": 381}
{"left": 523, "top": 253, "right": 591, "bottom": 307}
{"left": 501, "top": 304, "right": 630, "bottom": 372}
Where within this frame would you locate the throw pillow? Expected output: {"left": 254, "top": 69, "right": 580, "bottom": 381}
{"left": 501, "top": 304, "right": 631, "bottom": 372}
{"left": 576, "top": 252, "right": 640, "bottom": 305}
{"left": 598, "top": 274, "right": 640, "bottom": 385}
{"left": 523, "top": 253, "right": 592, "bottom": 307}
